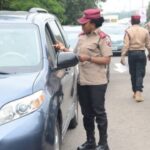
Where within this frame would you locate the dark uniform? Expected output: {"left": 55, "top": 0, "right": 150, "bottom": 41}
{"left": 75, "top": 8, "right": 112, "bottom": 150}
{"left": 121, "top": 15, "right": 150, "bottom": 102}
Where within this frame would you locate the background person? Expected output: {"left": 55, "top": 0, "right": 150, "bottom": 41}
{"left": 121, "top": 15, "right": 150, "bottom": 102}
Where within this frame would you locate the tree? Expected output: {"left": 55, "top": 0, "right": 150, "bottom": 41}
{"left": 5, "top": 0, "right": 65, "bottom": 22}
{"left": 0, "top": 0, "right": 97, "bottom": 24}
{"left": 62, "top": 0, "right": 96, "bottom": 24}
{"left": 0, "top": 0, "right": 9, "bottom": 10}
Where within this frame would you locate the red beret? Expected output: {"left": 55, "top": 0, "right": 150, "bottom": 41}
{"left": 77, "top": 8, "right": 101, "bottom": 25}
{"left": 131, "top": 15, "right": 141, "bottom": 21}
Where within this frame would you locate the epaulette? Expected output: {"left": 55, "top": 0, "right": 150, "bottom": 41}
{"left": 98, "top": 31, "right": 107, "bottom": 39}
{"left": 79, "top": 32, "right": 85, "bottom": 36}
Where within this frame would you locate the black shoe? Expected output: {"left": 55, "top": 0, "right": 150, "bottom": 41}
{"left": 96, "top": 143, "right": 110, "bottom": 150}
{"left": 77, "top": 141, "right": 96, "bottom": 150}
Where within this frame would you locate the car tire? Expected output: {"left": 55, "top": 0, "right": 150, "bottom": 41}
{"left": 54, "top": 120, "right": 61, "bottom": 150}
{"left": 68, "top": 102, "right": 78, "bottom": 129}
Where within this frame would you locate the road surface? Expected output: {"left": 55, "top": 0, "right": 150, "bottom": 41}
{"left": 62, "top": 56, "right": 150, "bottom": 150}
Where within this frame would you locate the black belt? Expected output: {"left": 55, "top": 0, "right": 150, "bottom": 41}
{"left": 128, "top": 50, "right": 145, "bottom": 53}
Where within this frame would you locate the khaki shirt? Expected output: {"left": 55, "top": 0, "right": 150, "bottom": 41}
{"left": 74, "top": 28, "right": 112, "bottom": 85}
{"left": 121, "top": 25, "right": 150, "bottom": 56}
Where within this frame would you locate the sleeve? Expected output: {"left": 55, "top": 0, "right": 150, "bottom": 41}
{"left": 144, "top": 24, "right": 148, "bottom": 29}
{"left": 73, "top": 40, "right": 80, "bottom": 54}
{"left": 145, "top": 23, "right": 150, "bottom": 33}
{"left": 145, "top": 31, "right": 150, "bottom": 54}
{"left": 121, "top": 31, "right": 130, "bottom": 56}
{"left": 99, "top": 36, "right": 113, "bottom": 57}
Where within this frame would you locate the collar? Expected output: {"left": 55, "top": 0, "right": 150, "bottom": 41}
{"left": 91, "top": 28, "right": 101, "bottom": 35}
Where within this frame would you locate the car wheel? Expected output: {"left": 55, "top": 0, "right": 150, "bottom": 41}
{"left": 54, "top": 121, "right": 61, "bottom": 150}
{"left": 68, "top": 102, "right": 78, "bottom": 129}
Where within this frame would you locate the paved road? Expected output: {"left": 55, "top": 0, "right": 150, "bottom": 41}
{"left": 62, "top": 56, "right": 150, "bottom": 150}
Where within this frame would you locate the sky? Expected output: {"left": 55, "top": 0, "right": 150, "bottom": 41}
{"left": 100, "top": 0, "right": 150, "bottom": 13}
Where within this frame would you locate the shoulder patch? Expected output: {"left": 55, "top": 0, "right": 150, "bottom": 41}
{"left": 99, "top": 31, "right": 107, "bottom": 39}
{"left": 105, "top": 36, "right": 112, "bottom": 47}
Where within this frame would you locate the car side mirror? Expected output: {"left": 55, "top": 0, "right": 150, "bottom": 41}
{"left": 57, "top": 52, "right": 79, "bottom": 69}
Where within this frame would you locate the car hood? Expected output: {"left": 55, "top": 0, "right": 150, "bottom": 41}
{"left": 0, "top": 72, "right": 39, "bottom": 107}
{"left": 109, "top": 34, "right": 123, "bottom": 42}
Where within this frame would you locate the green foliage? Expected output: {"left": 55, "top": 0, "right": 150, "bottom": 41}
{"left": 3, "top": 0, "right": 65, "bottom": 22}
{"left": 0, "top": 0, "right": 96, "bottom": 24}
{"left": 62, "top": 0, "right": 96, "bottom": 24}
{"left": 0, "top": 0, "right": 10, "bottom": 9}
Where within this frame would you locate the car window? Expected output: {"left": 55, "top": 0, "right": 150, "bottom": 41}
{"left": 48, "top": 20, "right": 66, "bottom": 46}
{"left": 56, "top": 20, "right": 70, "bottom": 48}
{"left": 45, "top": 24, "right": 57, "bottom": 67}
{"left": 0, "top": 24, "right": 42, "bottom": 73}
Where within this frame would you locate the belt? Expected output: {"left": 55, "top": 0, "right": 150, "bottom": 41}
{"left": 128, "top": 50, "right": 145, "bottom": 53}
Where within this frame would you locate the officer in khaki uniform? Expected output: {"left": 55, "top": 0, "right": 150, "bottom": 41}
{"left": 55, "top": 8, "right": 112, "bottom": 150}
{"left": 121, "top": 15, "right": 150, "bottom": 102}
{"left": 75, "top": 9, "right": 112, "bottom": 150}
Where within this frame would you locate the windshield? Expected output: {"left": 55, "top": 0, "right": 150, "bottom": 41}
{"left": 0, "top": 24, "right": 42, "bottom": 73}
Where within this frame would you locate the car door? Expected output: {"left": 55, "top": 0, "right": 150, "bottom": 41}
{"left": 47, "top": 20, "right": 75, "bottom": 130}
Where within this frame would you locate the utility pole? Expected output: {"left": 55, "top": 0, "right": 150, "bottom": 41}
{"left": 142, "top": 0, "right": 144, "bottom": 8}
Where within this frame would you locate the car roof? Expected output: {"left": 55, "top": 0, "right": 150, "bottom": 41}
{"left": 0, "top": 8, "right": 56, "bottom": 24}
{"left": 63, "top": 25, "right": 82, "bottom": 31}
{"left": 102, "top": 23, "right": 127, "bottom": 27}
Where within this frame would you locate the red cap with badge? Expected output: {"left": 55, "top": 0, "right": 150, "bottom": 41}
{"left": 131, "top": 15, "right": 141, "bottom": 21}
{"left": 77, "top": 8, "right": 101, "bottom": 25}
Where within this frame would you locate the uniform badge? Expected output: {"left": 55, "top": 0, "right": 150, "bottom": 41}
{"left": 105, "top": 36, "right": 112, "bottom": 47}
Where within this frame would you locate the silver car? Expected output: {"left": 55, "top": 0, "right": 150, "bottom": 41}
{"left": 101, "top": 23, "right": 127, "bottom": 56}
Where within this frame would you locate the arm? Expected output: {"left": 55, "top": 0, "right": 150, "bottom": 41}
{"left": 53, "top": 41, "right": 69, "bottom": 52}
{"left": 145, "top": 32, "right": 150, "bottom": 60}
{"left": 120, "top": 32, "right": 130, "bottom": 65}
{"left": 121, "top": 32, "right": 130, "bottom": 56}
{"left": 79, "top": 54, "right": 111, "bottom": 65}
{"left": 79, "top": 35, "right": 112, "bottom": 65}
{"left": 90, "top": 56, "right": 111, "bottom": 64}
